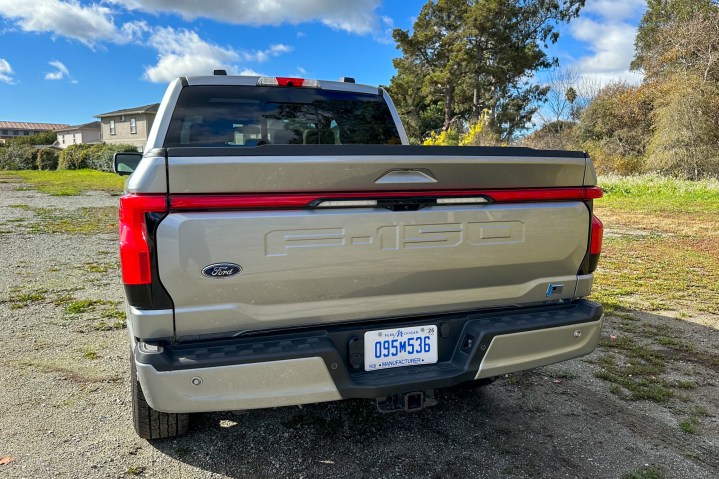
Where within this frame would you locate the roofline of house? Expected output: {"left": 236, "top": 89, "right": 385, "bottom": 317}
{"left": 94, "top": 103, "right": 160, "bottom": 118}
{"left": 55, "top": 121, "right": 101, "bottom": 132}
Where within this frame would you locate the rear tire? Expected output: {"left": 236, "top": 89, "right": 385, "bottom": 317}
{"left": 131, "top": 355, "right": 190, "bottom": 439}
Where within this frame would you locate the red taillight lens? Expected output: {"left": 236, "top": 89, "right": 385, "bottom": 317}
{"left": 276, "top": 77, "right": 304, "bottom": 87}
{"left": 119, "top": 194, "right": 167, "bottom": 285}
{"left": 257, "top": 76, "right": 321, "bottom": 88}
{"left": 168, "top": 187, "right": 604, "bottom": 210}
{"left": 590, "top": 215, "right": 603, "bottom": 255}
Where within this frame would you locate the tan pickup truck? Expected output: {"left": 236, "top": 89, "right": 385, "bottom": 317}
{"left": 114, "top": 73, "right": 604, "bottom": 439}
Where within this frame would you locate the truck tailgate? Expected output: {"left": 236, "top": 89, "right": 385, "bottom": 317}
{"left": 157, "top": 203, "right": 588, "bottom": 336}
{"left": 153, "top": 146, "right": 594, "bottom": 337}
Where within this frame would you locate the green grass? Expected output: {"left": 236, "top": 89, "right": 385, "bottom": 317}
{"left": 679, "top": 418, "right": 698, "bottom": 434}
{"left": 65, "top": 299, "right": 106, "bottom": 314}
{"left": 125, "top": 465, "right": 146, "bottom": 476}
{"left": 599, "top": 174, "right": 719, "bottom": 214}
{"left": 61, "top": 298, "right": 125, "bottom": 329}
{"left": 593, "top": 337, "right": 676, "bottom": 402}
{"left": 94, "top": 307, "right": 126, "bottom": 331}
{"left": 592, "top": 175, "right": 719, "bottom": 316}
{"left": 83, "top": 262, "right": 115, "bottom": 273}
{"left": 623, "top": 466, "right": 664, "bottom": 479}
{"left": 7, "top": 290, "right": 47, "bottom": 309}
{"left": 9, "top": 205, "right": 117, "bottom": 235}
{"left": 677, "top": 407, "right": 712, "bottom": 435}
{"left": 5, "top": 169, "right": 125, "bottom": 196}
{"left": 81, "top": 347, "right": 99, "bottom": 360}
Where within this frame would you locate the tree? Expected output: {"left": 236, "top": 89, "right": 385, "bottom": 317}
{"left": 641, "top": 7, "right": 719, "bottom": 83}
{"left": 631, "top": 0, "right": 717, "bottom": 73}
{"left": 530, "top": 67, "right": 599, "bottom": 150}
{"left": 388, "top": 0, "right": 585, "bottom": 142}
{"left": 646, "top": 76, "right": 719, "bottom": 179}
{"left": 389, "top": 0, "right": 467, "bottom": 137}
{"left": 6, "top": 131, "right": 57, "bottom": 146}
{"left": 630, "top": 3, "right": 719, "bottom": 178}
{"left": 575, "top": 82, "right": 655, "bottom": 174}
{"left": 520, "top": 120, "right": 576, "bottom": 150}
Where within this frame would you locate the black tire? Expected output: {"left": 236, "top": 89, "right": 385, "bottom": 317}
{"left": 131, "top": 356, "right": 190, "bottom": 439}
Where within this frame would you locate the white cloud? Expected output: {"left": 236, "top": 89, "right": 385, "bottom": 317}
{"left": 45, "top": 59, "right": 71, "bottom": 80}
{"left": 111, "top": 0, "right": 382, "bottom": 34}
{"left": 567, "top": 1, "right": 646, "bottom": 85}
{"left": 585, "top": 0, "right": 645, "bottom": 22}
{"left": 0, "top": 0, "right": 114, "bottom": 46}
{"left": 0, "top": 0, "right": 147, "bottom": 46}
{"left": 572, "top": 18, "right": 637, "bottom": 74}
{"left": 238, "top": 68, "right": 263, "bottom": 76}
{"left": 119, "top": 20, "right": 150, "bottom": 43}
{"left": 143, "top": 27, "right": 240, "bottom": 83}
{"left": 374, "top": 15, "right": 394, "bottom": 44}
{"left": 0, "top": 58, "right": 14, "bottom": 84}
{"left": 242, "top": 44, "right": 293, "bottom": 63}
{"left": 143, "top": 28, "right": 296, "bottom": 83}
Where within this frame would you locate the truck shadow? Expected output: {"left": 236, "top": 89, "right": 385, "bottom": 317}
{"left": 149, "top": 310, "right": 719, "bottom": 479}
{"left": 150, "top": 384, "right": 528, "bottom": 478}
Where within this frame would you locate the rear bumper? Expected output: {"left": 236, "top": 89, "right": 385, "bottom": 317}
{"left": 135, "top": 300, "right": 603, "bottom": 413}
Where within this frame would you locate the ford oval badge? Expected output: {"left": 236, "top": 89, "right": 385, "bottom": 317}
{"left": 202, "top": 263, "right": 242, "bottom": 278}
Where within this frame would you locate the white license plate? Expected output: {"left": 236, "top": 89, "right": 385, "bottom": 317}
{"left": 364, "top": 325, "right": 438, "bottom": 371}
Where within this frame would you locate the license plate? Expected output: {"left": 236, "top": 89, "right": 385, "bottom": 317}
{"left": 364, "top": 325, "right": 438, "bottom": 371}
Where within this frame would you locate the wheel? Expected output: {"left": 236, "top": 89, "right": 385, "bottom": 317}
{"left": 131, "top": 355, "right": 190, "bottom": 439}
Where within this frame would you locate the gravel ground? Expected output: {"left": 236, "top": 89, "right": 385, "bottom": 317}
{"left": 0, "top": 176, "right": 717, "bottom": 479}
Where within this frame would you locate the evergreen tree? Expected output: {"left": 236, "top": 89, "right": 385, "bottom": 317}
{"left": 388, "top": 0, "right": 585, "bottom": 142}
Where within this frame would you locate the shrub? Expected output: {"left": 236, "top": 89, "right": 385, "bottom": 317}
{"left": 7, "top": 131, "right": 58, "bottom": 146}
{"left": 59, "top": 143, "right": 140, "bottom": 171}
{"left": 85, "top": 144, "right": 139, "bottom": 172}
{"left": 583, "top": 140, "right": 645, "bottom": 176}
{"left": 423, "top": 110, "right": 501, "bottom": 147}
{"left": 36, "top": 148, "right": 59, "bottom": 170}
{"left": 521, "top": 121, "right": 578, "bottom": 151}
{"left": 576, "top": 82, "right": 655, "bottom": 175}
{"left": 0, "top": 143, "right": 37, "bottom": 170}
{"left": 58, "top": 144, "right": 91, "bottom": 170}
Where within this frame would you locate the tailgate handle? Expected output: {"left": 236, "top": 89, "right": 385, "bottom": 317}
{"left": 375, "top": 169, "right": 437, "bottom": 184}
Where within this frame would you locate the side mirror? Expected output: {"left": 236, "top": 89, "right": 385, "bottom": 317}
{"left": 114, "top": 152, "right": 143, "bottom": 176}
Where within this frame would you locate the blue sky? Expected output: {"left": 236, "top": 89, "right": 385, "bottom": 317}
{"left": 0, "top": 0, "right": 646, "bottom": 126}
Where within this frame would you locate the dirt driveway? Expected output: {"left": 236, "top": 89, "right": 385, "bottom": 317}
{"left": 0, "top": 177, "right": 717, "bottom": 479}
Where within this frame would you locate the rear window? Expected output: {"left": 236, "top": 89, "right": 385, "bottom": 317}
{"left": 163, "top": 86, "right": 402, "bottom": 147}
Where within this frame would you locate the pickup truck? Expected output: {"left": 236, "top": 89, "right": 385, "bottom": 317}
{"left": 114, "top": 73, "right": 604, "bottom": 439}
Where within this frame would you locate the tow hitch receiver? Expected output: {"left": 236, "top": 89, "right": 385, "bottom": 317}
{"left": 376, "top": 390, "right": 437, "bottom": 413}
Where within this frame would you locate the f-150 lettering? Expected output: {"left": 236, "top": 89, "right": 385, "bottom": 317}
{"left": 264, "top": 221, "right": 525, "bottom": 256}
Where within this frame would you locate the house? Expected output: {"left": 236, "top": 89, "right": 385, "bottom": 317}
{"left": 0, "top": 121, "right": 70, "bottom": 142}
{"left": 94, "top": 103, "right": 159, "bottom": 152}
{"left": 55, "top": 121, "right": 101, "bottom": 149}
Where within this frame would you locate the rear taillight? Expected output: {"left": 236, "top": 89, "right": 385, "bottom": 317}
{"left": 587, "top": 214, "right": 603, "bottom": 273}
{"left": 119, "top": 195, "right": 167, "bottom": 285}
{"left": 590, "top": 215, "right": 603, "bottom": 255}
{"left": 168, "top": 187, "right": 604, "bottom": 211}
